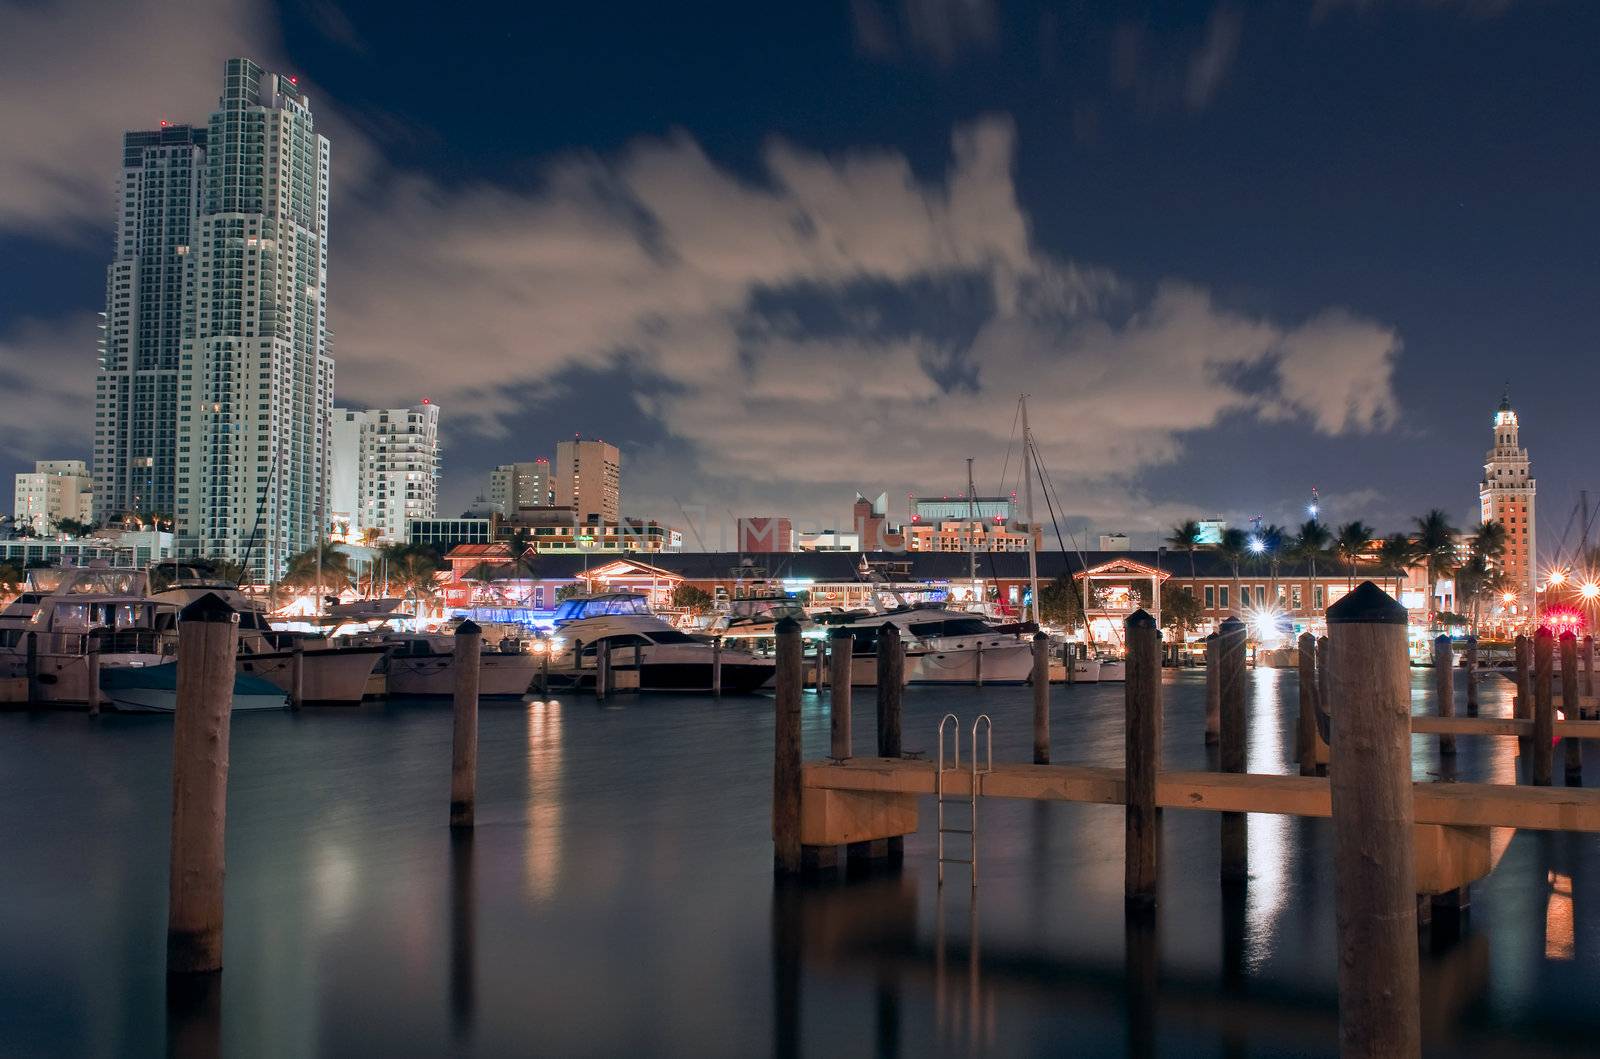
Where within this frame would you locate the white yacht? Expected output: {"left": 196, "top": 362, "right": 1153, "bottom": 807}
{"left": 9, "top": 593, "right": 287, "bottom": 711}
{"left": 548, "top": 593, "right": 775, "bottom": 693}
{"left": 375, "top": 632, "right": 542, "bottom": 698}
{"left": 150, "top": 581, "right": 385, "bottom": 706}
{"left": 817, "top": 606, "right": 1035, "bottom": 685}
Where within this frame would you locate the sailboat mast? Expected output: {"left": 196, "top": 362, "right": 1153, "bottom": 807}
{"left": 1020, "top": 395, "right": 1040, "bottom": 625}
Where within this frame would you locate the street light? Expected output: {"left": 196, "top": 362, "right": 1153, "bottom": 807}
{"left": 1581, "top": 582, "right": 1599, "bottom": 601}
{"left": 1548, "top": 569, "right": 1568, "bottom": 587}
{"left": 1248, "top": 536, "right": 1266, "bottom": 555}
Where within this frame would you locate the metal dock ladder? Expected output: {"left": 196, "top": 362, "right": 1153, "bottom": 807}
{"left": 936, "top": 713, "right": 992, "bottom": 886}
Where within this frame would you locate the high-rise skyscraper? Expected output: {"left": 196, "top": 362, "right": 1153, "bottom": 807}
{"left": 554, "top": 439, "right": 621, "bottom": 524}
{"left": 173, "top": 58, "right": 332, "bottom": 580}
{"left": 94, "top": 123, "right": 207, "bottom": 524}
{"left": 488, "top": 460, "right": 551, "bottom": 513}
{"left": 1479, "top": 394, "right": 1536, "bottom": 619}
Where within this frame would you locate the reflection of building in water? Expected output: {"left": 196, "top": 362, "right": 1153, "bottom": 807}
{"left": 1546, "top": 871, "right": 1574, "bottom": 961}
{"left": 524, "top": 701, "right": 564, "bottom": 901}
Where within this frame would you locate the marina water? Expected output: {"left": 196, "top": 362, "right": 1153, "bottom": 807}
{"left": 2, "top": 671, "right": 1597, "bottom": 1057}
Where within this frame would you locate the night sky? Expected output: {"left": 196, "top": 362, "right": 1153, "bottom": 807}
{"left": 2, "top": 0, "right": 1596, "bottom": 551}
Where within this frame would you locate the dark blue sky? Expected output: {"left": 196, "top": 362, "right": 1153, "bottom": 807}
{"left": 3, "top": 0, "right": 1596, "bottom": 550}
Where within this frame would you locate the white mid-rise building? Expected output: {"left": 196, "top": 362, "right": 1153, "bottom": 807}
{"left": 173, "top": 58, "right": 333, "bottom": 581}
{"left": 13, "top": 460, "right": 95, "bottom": 533}
{"left": 328, "top": 402, "right": 440, "bottom": 543}
{"left": 1479, "top": 394, "right": 1536, "bottom": 619}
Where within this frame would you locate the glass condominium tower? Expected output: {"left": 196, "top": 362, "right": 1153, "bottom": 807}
{"left": 174, "top": 58, "right": 333, "bottom": 581}
{"left": 94, "top": 123, "right": 207, "bottom": 524}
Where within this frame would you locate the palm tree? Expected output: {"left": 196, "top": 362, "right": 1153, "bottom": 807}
{"left": 280, "top": 544, "right": 354, "bottom": 596}
{"left": 1217, "top": 527, "right": 1248, "bottom": 615}
{"left": 1258, "top": 523, "right": 1288, "bottom": 605}
{"left": 1470, "top": 520, "right": 1507, "bottom": 565}
{"left": 507, "top": 528, "right": 535, "bottom": 558}
{"left": 205, "top": 555, "right": 252, "bottom": 588}
{"left": 1166, "top": 520, "right": 1204, "bottom": 582}
{"left": 1413, "top": 509, "right": 1460, "bottom": 628}
{"left": 1333, "top": 520, "right": 1374, "bottom": 588}
{"left": 1292, "top": 518, "right": 1331, "bottom": 582}
{"left": 1377, "top": 533, "right": 1416, "bottom": 601}
{"left": 378, "top": 543, "right": 443, "bottom": 616}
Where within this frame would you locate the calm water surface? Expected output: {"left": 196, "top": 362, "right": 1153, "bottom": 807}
{"left": 2, "top": 670, "right": 1599, "bottom": 1057}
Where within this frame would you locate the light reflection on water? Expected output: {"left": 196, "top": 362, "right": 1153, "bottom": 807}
{"left": 0, "top": 667, "right": 1597, "bottom": 1056}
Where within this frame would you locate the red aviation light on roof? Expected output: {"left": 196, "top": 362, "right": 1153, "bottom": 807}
{"left": 289, "top": 76, "right": 299, "bottom": 85}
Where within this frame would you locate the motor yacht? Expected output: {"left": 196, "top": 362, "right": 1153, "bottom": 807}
{"left": 816, "top": 606, "right": 1035, "bottom": 685}
{"left": 374, "top": 632, "right": 542, "bottom": 698}
{"left": 547, "top": 593, "right": 775, "bottom": 693}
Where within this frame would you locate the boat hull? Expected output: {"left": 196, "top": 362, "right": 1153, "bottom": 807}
{"left": 384, "top": 650, "right": 539, "bottom": 698}
{"left": 908, "top": 641, "right": 1034, "bottom": 684}
{"left": 100, "top": 662, "right": 288, "bottom": 712}
{"left": 237, "top": 645, "right": 386, "bottom": 705}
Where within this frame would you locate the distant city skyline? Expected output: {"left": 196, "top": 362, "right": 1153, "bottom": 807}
{"left": 3, "top": 2, "right": 1597, "bottom": 556}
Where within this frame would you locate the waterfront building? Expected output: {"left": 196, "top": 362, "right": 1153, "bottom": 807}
{"left": 797, "top": 530, "right": 860, "bottom": 551}
{"left": 489, "top": 460, "right": 552, "bottom": 512}
{"left": 1478, "top": 394, "right": 1536, "bottom": 619}
{"left": 94, "top": 124, "right": 206, "bottom": 525}
{"left": 853, "top": 493, "right": 903, "bottom": 551}
{"left": 173, "top": 58, "right": 333, "bottom": 582}
{"left": 737, "top": 516, "right": 794, "bottom": 552}
{"left": 408, "top": 517, "right": 496, "bottom": 549}
{"left": 554, "top": 439, "right": 620, "bottom": 524}
{"left": 13, "top": 461, "right": 94, "bottom": 533}
{"left": 904, "top": 518, "right": 1035, "bottom": 553}
{"left": 0, "top": 528, "right": 173, "bottom": 569}
{"left": 502, "top": 507, "right": 682, "bottom": 553}
{"left": 910, "top": 495, "right": 1015, "bottom": 523}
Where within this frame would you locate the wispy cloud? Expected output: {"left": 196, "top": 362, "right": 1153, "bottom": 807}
{"left": 1112, "top": 4, "right": 1244, "bottom": 113}
{"left": 850, "top": 0, "right": 1000, "bottom": 67}
{"left": 1312, "top": 0, "right": 1520, "bottom": 19}
{"left": 1186, "top": 5, "right": 1242, "bottom": 109}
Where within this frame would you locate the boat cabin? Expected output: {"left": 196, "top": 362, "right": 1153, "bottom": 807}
{"left": 551, "top": 593, "right": 653, "bottom": 625}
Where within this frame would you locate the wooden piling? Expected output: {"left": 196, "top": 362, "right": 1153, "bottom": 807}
{"left": 86, "top": 642, "right": 101, "bottom": 716}
{"left": 290, "top": 640, "right": 305, "bottom": 710}
{"left": 711, "top": 636, "right": 723, "bottom": 697}
{"left": 876, "top": 623, "right": 903, "bottom": 758}
{"left": 1065, "top": 642, "right": 1077, "bottom": 686}
{"left": 1326, "top": 582, "right": 1421, "bottom": 1058}
{"left": 166, "top": 593, "right": 239, "bottom": 975}
{"left": 974, "top": 639, "right": 984, "bottom": 688}
{"left": 773, "top": 617, "right": 804, "bottom": 874}
{"left": 829, "top": 628, "right": 853, "bottom": 760}
{"left": 450, "top": 621, "right": 482, "bottom": 829}
{"left": 1465, "top": 636, "right": 1479, "bottom": 716}
{"left": 1204, "top": 633, "right": 1220, "bottom": 747}
{"left": 1032, "top": 632, "right": 1050, "bottom": 764}
{"left": 1586, "top": 635, "right": 1596, "bottom": 717}
{"left": 1125, "top": 610, "right": 1161, "bottom": 909}
{"left": 596, "top": 642, "right": 611, "bottom": 701}
{"left": 1296, "top": 632, "right": 1318, "bottom": 775}
{"left": 24, "top": 630, "right": 38, "bottom": 704}
{"left": 1218, "top": 616, "right": 1248, "bottom": 882}
{"left": 1562, "top": 631, "right": 1581, "bottom": 785}
{"left": 1433, "top": 634, "right": 1456, "bottom": 758}
{"left": 1533, "top": 629, "right": 1554, "bottom": 787}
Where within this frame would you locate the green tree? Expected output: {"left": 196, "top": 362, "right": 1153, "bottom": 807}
{"left": 372, "top": 543, "right": 443, "bottom": 613}
{"left": 1377, "top": 532, "right": 1416, "bottom": 601}
{"left": 0, "top": 561, "right": 24, "bottom": 598}
{"left": 54, "top": 517, "right": 98, "bottom": 538}
{"left": 506, "top": 527, "right": 534, "bottom": 557}
{"left": 1216, "top": 527, "right": 1249, "bottom": 615}
{"left": 672, "top": 583, "right": 714, "bottom": 614}
{"left": 1334, "top": 520, "right": 1374, "bottom": 588}
{"left": 1159, "top": 582, "right": 1204, "bottom": 641}
{"left": 206, "top": 555, "right": 252, "bottom": 588}
{"left": 1413, "top": 509, "right": 1460, "bottom": 628}
{"left": 1036, "top": 573, "right": 1086, "bottom": 631}
{"left": 556, "top": 582, "right": 588, "bottom": 602}
{"left": 280, "top": 544, "right": 354, "bottom": 595}
{"left": 1291, "top": 518, "right": 1331, "bottom": 584}
{"left": 1165, "top": 520, "right": 1204, "bottom": 581}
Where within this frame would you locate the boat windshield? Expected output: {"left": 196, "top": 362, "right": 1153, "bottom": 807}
{"left": 907, "top": 618, "right": 993, "bottom": 638}
{"left": 728, "top": 598, "right": 807, "bottom": 623}
{"left": 551, "top": 594, "right": 652, "bottom": 625}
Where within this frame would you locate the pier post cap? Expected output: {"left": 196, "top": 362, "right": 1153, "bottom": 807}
{"left": 1434, "top": 633, "right": 1451, "bottom": 646}
{"left": 1559, "top": 628, "right": 1577, "bottom": 643}
{"left": 1033, "top": 630, "right": 1050, "bottom": 643}
{"left": 878, "top": 621, "right": 900, "bottom": 638}
{"left": 1205, "top": 631, "right": 1218, "bottom": 642}
{"left": 178, "top": 592, "right": 238, "bottom": 624}
{"left": 1297, "top": 631, "right": 1315, "bottom": 645}
{"left": 1535, "top": 626, "right": 1554, "bottom": 641}
{"left": 1218, "top": 616, "right": 1246, "bottom": 638}
{"left": 1125, "top": 609, "right": 1156, "bottom": 631}
{"left": 775, "top": 617, "right": 802, "bottom": 635}
{"left": 829, "top": 625, "right": 853, "bottom": 640}
{"left": 1325, "top": 581, "right": 1405, "bottom": 625}
{"left": 455, "top": 619, "right": 481, "bottom": 637}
